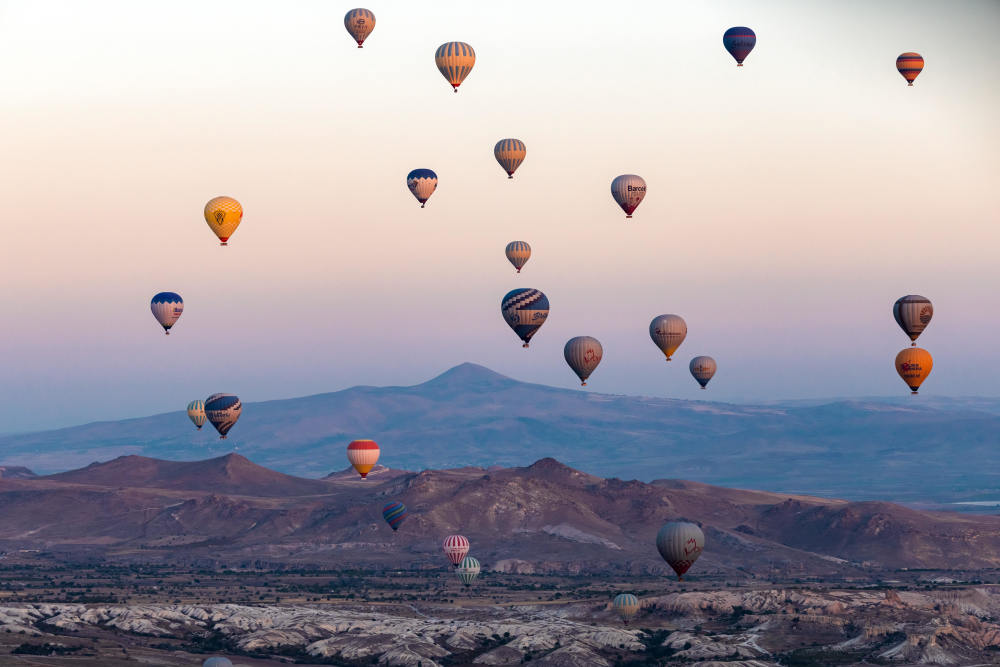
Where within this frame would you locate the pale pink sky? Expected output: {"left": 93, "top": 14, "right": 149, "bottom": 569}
{"left": 0, "top": 0, "right": 997, "bottom": 431}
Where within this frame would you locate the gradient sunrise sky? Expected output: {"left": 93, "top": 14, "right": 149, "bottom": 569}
{"left": 0, "top": 0, "right": 997, "bottom": 431}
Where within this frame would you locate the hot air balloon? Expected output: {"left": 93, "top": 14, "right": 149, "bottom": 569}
{"left": 505, "top": 241, "right": 531, "bottom": 273}
{"left": 150, "top": 292, "right": 183, "bottom": 335}
{"left": 612, "top": 593, "right": 640, "bottom": 625}
{"left": 649, "top": 315, "right": 687, "bottom": 361}
{"left": 204, "top": 196, "right": 243, "bottom": 246}
{"left": 893, "top": 295, "right": 933, "bottom": 345}
{"left": 344, "top": 8, "right": 375, "bottom": 48}
{"left": 494, "top": 139, "right": 526, "bottom": 178}
{"left": 895, "top": 347, "right": 933, "bottom": 394}
{"left": 656, "top": 521, "right": 705, "bottom": 581}
{"left": 723, "top": 27, "right": 756, "bottom": 66}
{"left": 204, "top": 393, "right": 241, "bottom": 439}
{"left": 187, "top": 400, "right": 206, "bottom": 429}
{"left": 203, "top": 659, "right": 233, "bottom": 667}
{"left": 406, "top": 169, "right": 437, "bottom": 208}
{"left": 456, "top": 556, "right": 480, "bottom": 587}
{"left": 347, "top": 439, "right": 380, "bottom": 479}
{"left": 501, "top": 288, "right": 549, "bottom": 348}
{"left": 611, "top": 174, "right": 646, "bottom": 219}
{"left": 382, "top": 501, "right": 408, "bottom": 531}
{"left": 443, "top": 535, "right": 469, "bottom": 567}
{"left": 896, "top": 52, "right": 924, "bottom": 86}
{"left": 564, "top": 336, "right": 603, "bottom": 386}
{"left": 435, "top": 42, "right": 476, "bottom": 92}
{"left": 689, "top": 356, "right": 717, "bottom": 389}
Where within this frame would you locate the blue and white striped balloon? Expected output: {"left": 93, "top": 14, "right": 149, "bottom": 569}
{"left": 505, "top": 241, "right": 531, "bottom": 273}
{"left": 406, "top": 169, "right": 438, "bottom": 208}
{"left": 501, "top": 288, "right": 549, "bottom": 348}
{"left": 150, "top": 292, "right": 183, "bottom": 335}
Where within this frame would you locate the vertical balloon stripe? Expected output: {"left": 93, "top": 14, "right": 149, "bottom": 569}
{"left": 505, "top": 241, "right": 531, "bottom": 271}
{"left": 494, "top": 138, "right": 526, "bottom": 177}
{"left": 564, "top": 336, "right": 603, "bottom": 385}
{"left": 893, "top": 295, "right": 933, "bottom": 342}
{"left": 456, "top": 556, "right": 480, "bottom": 586}
{"left": 689, "top": 356, "right": 717, "bottom": 388}
{"left": 435, "top": 42, "right": 476, "bottom": 90}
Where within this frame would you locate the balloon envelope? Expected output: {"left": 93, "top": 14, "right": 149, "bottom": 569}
{"left": 893, "top": 295, "right": 933, "bottom": 344}
{"left": 344, "top": 8, "right": 375, "bottom": 47}
{"left": 204, "top": 393, "right": 241, "bottom": 439}
{"left": 443, "top": 534, "right": 470, "bottom": 567}
{"left": 612, "top": 593, "right": 640, "bottom": 623}
{"left": 187, "top": 400, "right": 206, "bottom": 429}
{"left": 505, "top": 241, "right": 531, "bottom": 273}
{"left": 564, "top": 336, "right": 603, "bottom": 386}
{"left": 896, "top": 52, "right": 924, "bottom": 85}
{"left": 435, "top": 41, "right": 476, "bottom": 92}
{"left": 150, "top": 292, "right": 183, "bottom": 334}
{"left": 649, "top": 315, "right": 687, "bottom": 361}
{"left": 382, "top": 501, "right": 408, "bottom": 531}
{"left": 610, "top": 174, "right": 646, "bottom": 218}
{"left": 723, "top": 26, "right": 756, "bottom": 65}
{"left": 347, "top": 439, "right": 380, "bottom": 478}
{"left": 895, "top": 347, "right": 933, "bottom": 394}
{"left": 204, "top": 196, "right": 243, "bottom": 245}
{"left": 501, "top": 289, "right": 549, "bottom": 348}
{"left": 494, "top": 138, "right": 526, "bottom": 178}
{"left": 203, "top": 659, "right": 233, "bottom": 667}
{"left": 456, "top": 556, "right": 480, "bottom": 586}
{"left": 689, "top": 356, "right": 717, "bottom": 389}
{"left": 656, "top": 521, "right": 705, "bottom": 580}
{"left": 406, "top": 169, "right": 437, "bottom": 207}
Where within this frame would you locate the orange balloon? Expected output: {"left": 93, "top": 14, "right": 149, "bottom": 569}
{"left": 895, "top": 347, "right": 932, "bottom": 394}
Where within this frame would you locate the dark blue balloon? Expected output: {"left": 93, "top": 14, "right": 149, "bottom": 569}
{"left": 723, "top": 26, "right": 756, "bottom": 66}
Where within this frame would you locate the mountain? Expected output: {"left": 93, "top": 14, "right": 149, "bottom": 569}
{"left": 1, "top": 363, "right": 999, "bottom": 503}
{"left": 44, "top": 453, "right": 335, "bottom": 497}
{"left": 0, "top": 465, "right": 35, "bottom": 479}
{"left": 2, "top": 454, "right": 1000, "bottom": 575}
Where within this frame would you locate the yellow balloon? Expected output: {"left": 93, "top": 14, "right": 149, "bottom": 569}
{"left": 204, "top": 196, "right": 243, "bottom": 246}
{"left": 895, "top": 347, "right": 933, "bottom": 394}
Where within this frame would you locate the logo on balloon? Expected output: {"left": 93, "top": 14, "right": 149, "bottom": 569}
{"left": 920, "top": 307, "right": 932, "bottom": 324}
{"left": 531, "top": 311, "right": 548, "bottom": 321}
{"left": 683, "top": 538, "right": 702, "bottom": 556}
{"left": 214, "top": 211, "right": 226, "bottom": 225}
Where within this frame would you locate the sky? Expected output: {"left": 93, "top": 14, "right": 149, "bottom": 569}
{"left": 0, "top": 0, "right": 998, "bottom": 432}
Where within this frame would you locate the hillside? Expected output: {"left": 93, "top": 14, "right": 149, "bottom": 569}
{"left": 1, "top": 363, "right": 998, "bottom": 503}
{"left": 2, "top": 454, "right": 1000, "bottom": 575}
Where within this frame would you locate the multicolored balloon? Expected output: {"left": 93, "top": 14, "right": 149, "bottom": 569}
{"left": 347, "top": 439, "right": 380, "bottom": 479}
{"left": 656, "top": 521, "right": 705, "bottom": 581}
{"left": 443, "top": 534, "right": 470, "bottom": 567}
{"left": 344, "top": 8, "right": 375, "bottom": 48}
{"left": 204, "top": 393, "right": 242, "bottom": 440}
{"left": 501, "top": 289, "right": 549, "bottom": 348}
{"left": 494, "top": 138, "right": 526, "bottom": 178}
{"left": 611, "top": 174, "right": 646, "bottom": 219}
{"left": 612, "top": 593, "right": 640, "bottom": 624}
{"left": 187, "top": 400, "right": 206, "bottom": 429}
{"left": 435, "top": 42, "right": 476, "bottom": 92}
{"left": 896, "top": 52, "right": 924, "bottom": 86}
{"left": 505, "top": 241, "right": 531, "bottom": 273}
{"left": 895, "top": 347, "right": 933, "bottom": 394}
{"left": 204, "top": 196, "right": 243, "bottom": 246}
{"left": 406, "top": 169, "right": 438, "bottom": 208}
{"left": 689, "top": 356, "right": 717, "bottom": 389}
{"left": 564, "top": 336, "right": 603, "bottom": 386}
{"left": 150, "top": 292, "right": 183, "bottom": 335}
{"left": 382, "top": 501, "right": 408, "bottom": 531}
{"left": 456, "top": 556, "right": 480, "bottom": 587}
{"left": 649, "top": 314, "right": 687, "bottom": 361}
{"left": 723, "top": 27, "right": 756, "bottom": 66}
{"left": 893, "top": 295, "right": 933, "bottom": 345}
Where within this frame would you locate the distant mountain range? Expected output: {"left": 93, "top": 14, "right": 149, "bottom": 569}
{"left": 1, "top": 363, "right": 998, "bottom": 504}
{"left": 1, "top": 454, "right": 999, "bottom": 575}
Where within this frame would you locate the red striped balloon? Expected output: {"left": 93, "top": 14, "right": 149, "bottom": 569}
{"left": 442, "top": 534, "right": 470, "bottom": 567}
{"left": 896, "top": 52, "right": 923, "bottom": 86}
